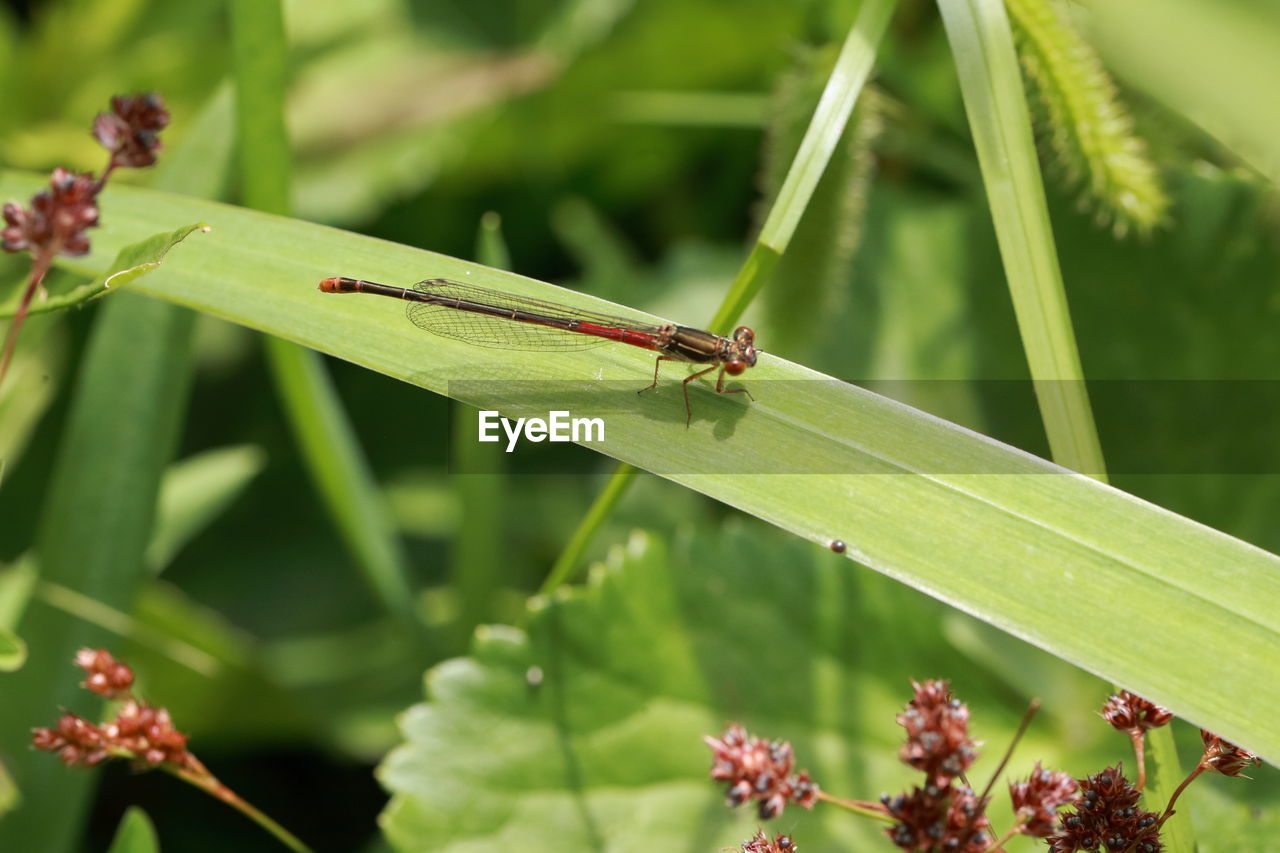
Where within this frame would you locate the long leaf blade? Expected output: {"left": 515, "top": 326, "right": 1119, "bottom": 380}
{"left": 2, "top": 172, "right": 1274, "bottom": 763}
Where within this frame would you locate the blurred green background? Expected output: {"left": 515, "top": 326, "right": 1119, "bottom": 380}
{"left": 1, "top": 0, "right": 1277, "bottom": 850}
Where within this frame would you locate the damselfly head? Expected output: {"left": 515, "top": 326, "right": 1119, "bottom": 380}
{"left": 318, "top": 276, "right": 359, "bottom": 293}
{"left": 729, "top": 326, "right": 758, "bottom": 368}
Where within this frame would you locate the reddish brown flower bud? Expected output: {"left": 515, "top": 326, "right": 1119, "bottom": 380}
{"left": 1199, "top": 731, "right": 1260, "bottom": 778}
{"left": 94, "top": 92, "right": 170, "bottom": 169}
{"left": 896, "top": 679, "right": 978, "bottom": 784}
{"left": 1, "top": 168, "right": 100, "bottom": 257}
{"left": 107, "top": 700, "right": 192, "bottom": 768}
{"left": 704, "top": 725, "right": 820, "bottom": 820}
{"left": 1100, "top": 690, "right": 1172, "bottom": 733}
{"left": 31, "top": 713, "right": 109, "bottom": 767}
{"left": 1048, "top": 764, "right": 1161, "bottom": 853}
{"left": 33, "top": 650, "right": 195, "bottom": 773}
{"left": 75, "top": 647, "right": 135, "bottom": 698}
{"left": 1009, "top": 762, "right": 1078, "bottom": 837}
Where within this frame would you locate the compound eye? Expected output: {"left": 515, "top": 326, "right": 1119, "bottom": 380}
{"left": 733, "top": 326, "right": 755, "bottom": 344}
{"left": 723, "top": 360, "right": 746, "bottom": 376}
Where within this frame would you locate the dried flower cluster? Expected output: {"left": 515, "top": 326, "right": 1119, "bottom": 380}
{"left": 881, "top": 680, "right": 998, "bottom": 851}
{"left": 896, "top": 679, "right": 978, "bottom": 785}
{"left": 740, "top": 829, "right": 796, "bottom": 853}
{"left": 2, "top": 168, "right": 100, "bottom": 257}
{"left": 1100, "top": 691, "right": 1172, "bottom": 734}
{"left": 1199, "top": 730, "right": 1259, "bottom": 778}
{"left": 34, "top": 648, "right": 312, "bottom": 851}
{"left": 881, "top": 784, "right": 991, "bottom": 852}
{"left": 1048, "top": 764, "right": 1160, "bottom": 853}
{"left": 1, "top": 93, "right": 169, "bottom": 384}
{"left": 93, "top": 92, "right": 170, "bottom": 171}
{"left": 1099, "top": 690, "right": 1172, "bottom": 790}
{"left": 3, "top": 94, "right": 167, "bottom": 262}
{"left": 703, "top": 680, "right": 1263, "bottom": 853}
{"left": 75, "top": 646, "right": 134, "bottom": 697}
{"left": 31, "top": 648, "right": 196, "bottom": 773}
{"left": 1008, "top": 762, "right": 1078, "bottom": 837}
{"left": 705, "top": 724, "right": 818, "bottom": 819}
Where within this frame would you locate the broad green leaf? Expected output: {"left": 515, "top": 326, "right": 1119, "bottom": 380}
{"left": 106, "top": 807, "right": 160, "bottom": 853}
{"left": 382, "top": 529, "right": 921, "bottom": 852}
{"left": 383, "top": 527, "right": 1269, "bottom": 852}
{"left": 148, "top": 445, "right": 267, "bottom": 573}
{"left": 0, "top": 171, "right": 1276, "bottom": 765}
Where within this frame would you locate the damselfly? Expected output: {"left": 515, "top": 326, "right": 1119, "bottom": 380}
{"left": 318, "top": 276, "right": 758, "bottom": 425}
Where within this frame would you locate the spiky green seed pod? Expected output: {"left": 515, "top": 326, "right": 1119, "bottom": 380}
{"left": 1005, "top": 0, "right": 1169, "bottom": 238}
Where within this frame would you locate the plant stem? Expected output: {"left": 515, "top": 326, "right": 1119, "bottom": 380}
{"left": 1130, "top": 729, "right": 1148, "bottom": 790}
{"left": 167, "top": 762, "right": 316, "bottom": 853}
{"left": 979, "top": 698, "right": 1040, "bottom": 803}
{"left": 983, "top": 821, "right": 1023, "bottom": 853}
{"left": 539, "top": 464, "right": 639, "bottom": 597}
{"left": 1157, "top": 764, "right": 1204, "bottom": 826}
{"left": 816, "top": 789, "right": 894, "bottom": 822}
{"left": 0, "top": 245, "right": 54, "bottom": 386}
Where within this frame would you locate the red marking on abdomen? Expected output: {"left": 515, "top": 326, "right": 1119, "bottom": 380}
{"left": 574, "top": 322, "right": 662, "bottom": 350}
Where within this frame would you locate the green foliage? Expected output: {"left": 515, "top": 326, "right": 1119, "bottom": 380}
{"left": 106, "top": 807, "right": 160, "bottom": 853}
{"left": 4, "top": 171, "right": 1276, "bottom": 771}
{"left": 1, "top": 0, "right": 1278, "bottom": 850}
{"left": 1004, "top": 0, "right": 1169, "bottom": 237}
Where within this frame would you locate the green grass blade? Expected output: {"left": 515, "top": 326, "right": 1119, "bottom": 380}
{"left": 230, "top": 0, "right": 421, "bottom": 637}
{"left": 936, "top": 0, "right": 1106, "bottom": 479}
{"left": 3, "top": 173, "right": 1276, "bottom": 765}
{"left": 229, "top": 0, "right": 291, "bottom": 215}
{"left": 549, "top": 1, "right": 897, "bottom": 592}
{"left": 148, "top": 445, "right": 267, "bottom": 573}
{"left": 938, "top": 0, "right": 1189, "bottom": 843}
{"left": 709, "top": 0, "right": 896, "bottom": 334}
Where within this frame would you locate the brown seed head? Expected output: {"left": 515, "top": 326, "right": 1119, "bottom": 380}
{"left": 2, "top": 168, "right": 100, "bottom": 256}
{"left": 881, "top": 783, "right": 991, "bottom": 852}
{"left": 896, "top": 679, "right": 978, "bottom": 784}
{"left": 1048, "top": 764, "right": 1161, "bottom": 853}
{"left": 1009, "top": 762, "right": 1079, "bottom": 837}
{"left": 75, "top": 647, "right": 135, "bottom": 698}
{"left": 1100, "top": 690, "right": 1172, "bottom": 733}
{"left": 704, "top": 724, "right": 820, "bottom": 820}
{"left": 1199, "top": 730, "right": 1260, "bottom": 777}
{"left": 94, "top": 92, "right": 170, "bottom": 169}
{"left": 31, "top": 713, "right": 109, "bottom": 767}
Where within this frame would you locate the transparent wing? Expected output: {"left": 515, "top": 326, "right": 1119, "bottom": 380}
{"left": 406, "top": 279, "right": 659, "bottom": 352}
